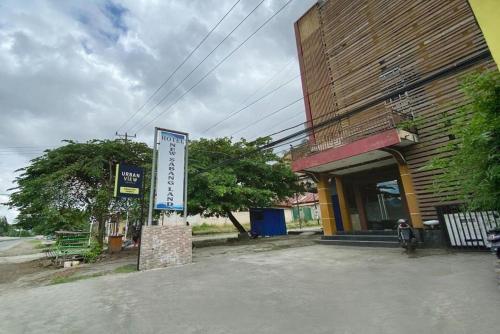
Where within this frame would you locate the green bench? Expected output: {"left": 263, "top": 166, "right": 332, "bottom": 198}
{"left": 46, "top": 231, "right": 90, "bottom": 265}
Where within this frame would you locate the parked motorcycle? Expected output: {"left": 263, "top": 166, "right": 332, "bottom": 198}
{"left": 397, "top": 218, "right": 417, "bottom": 253}
{"left": 487, "top": 227, "right": 500, "bottom": 259}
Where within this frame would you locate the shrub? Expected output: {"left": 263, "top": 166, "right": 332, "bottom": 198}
{"left": 83, "top": 238, "right": 102, "bottom": 263}
{"left": 425, "top": 71, "right": 500, "bottom": 210}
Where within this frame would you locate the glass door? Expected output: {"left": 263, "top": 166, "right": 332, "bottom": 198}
{"left": 363, "top": 179, "right": 407, "bottom": 230}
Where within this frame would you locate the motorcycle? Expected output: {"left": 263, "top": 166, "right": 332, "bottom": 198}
{"left": 397, "top": 219, "right": 417, "bottom": 253}
{"left": 487, "top": 227, "right": 500, "bottom": 259}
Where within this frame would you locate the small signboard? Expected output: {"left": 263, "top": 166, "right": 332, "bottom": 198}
{"left": 114, "top": 164, "right": 144, "bottom": 198}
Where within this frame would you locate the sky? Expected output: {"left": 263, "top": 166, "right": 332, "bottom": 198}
{"left": 0, "top": 0, "right": 316, "bottom": 222}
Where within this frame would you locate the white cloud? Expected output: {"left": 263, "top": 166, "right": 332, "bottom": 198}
{"left": 0, "top": 0, "right": 315, "bottom": 221}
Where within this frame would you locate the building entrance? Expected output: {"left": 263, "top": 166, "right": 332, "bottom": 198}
{"left": 342, "top": 165, "right": 409, "bottom": 231}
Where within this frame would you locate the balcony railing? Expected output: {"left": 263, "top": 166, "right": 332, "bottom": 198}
{"left": 291, "top": 111, "right": 413, "bottom": 161}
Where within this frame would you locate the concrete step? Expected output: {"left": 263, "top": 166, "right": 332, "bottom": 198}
{"left": 322, "top": 234, "right": 398, "bottom": 242}
{"left": 337, "top": 230, "right": 397, "bottom": 236}
{"left": 316, "top": 239, "right": 400, "bottom": 248}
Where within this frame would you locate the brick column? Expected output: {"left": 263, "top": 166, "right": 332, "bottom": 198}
{"left": 397, "top": 162, "right": 423, "bottom": 229}
{"left": 317, "top": 174, "right": 337, "bottom": 236}
{"left": 139, "top": 225, "right": 192, "bottom": 271}
{"left": 335, "top": 176, "right": 352, "bottom": 232}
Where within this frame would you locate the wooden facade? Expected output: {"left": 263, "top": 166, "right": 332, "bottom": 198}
{"left": 294, "top": 0, "right": 496, "bottom": 221}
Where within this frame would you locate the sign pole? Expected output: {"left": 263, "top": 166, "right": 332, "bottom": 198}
{"left": 147, "top": 127, "right": 158, "bottom": 226}
{"left": 183, "top": 133, "right": 189, "bottom": 224}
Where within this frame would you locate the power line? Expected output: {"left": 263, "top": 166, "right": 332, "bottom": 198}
{"left": 229, "top": 95, "right": 303, "bottom": 137}
{"left": 0, "top": 146, "right": 54, "bottom": 151}
{"left": 128, "top": 0, "right": 268, "bottom": 133}
{"left": 249, "top": 109, "right": 304, "bottom": 140}
{"left": 115, "top": 0, "right": 243, "bottom": 133}
{"left": 0, "top": 146, "right": 45, "bottom": 149}
{"left": 134, "top": 0, "right": 295, "bottom": 133}
{"left": 240, "top": 57, "right": 295, "bottom": 105}
{"left": 202, "top": 73, "right": 300, "bottom": 134}
{"left": 256, "top": 48, "right": 494, "bottom": 149}
{"left": 228, "top": 75, "right": 336, "bottom": 137}
{"left": 191, "top": 133, "right": 307, "bottom": 175}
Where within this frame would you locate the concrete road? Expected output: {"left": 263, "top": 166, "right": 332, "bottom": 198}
{"left": 0, "top": 238, "right": 22, "bottom": 252}
{"left": 1, "top": 245, "right": 499, "bottom": 334}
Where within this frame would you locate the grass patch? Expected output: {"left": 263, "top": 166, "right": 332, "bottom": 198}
{"left": 192, "top": 223, "right": 241, "bottom": 235}
{"left": 51, "top": 272, "right": 104, "bottom": 285}
{"left": 113, "top": 264, "right": 137, "bottom": 274}
{"left": 29, "top": 239, "right": 51, "bottom": 250}
{"left": 286, "top": 220, "right": 321, "bottom": 230}
{"left": 50, "top": 264, "right": 137, "bottom": 285}
{"left": 191, "top": 221, "right": 320, "bottom": 235}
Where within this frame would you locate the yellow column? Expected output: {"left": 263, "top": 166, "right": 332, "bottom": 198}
{"left": 397, "top": 163, "right": 423, "bottom": 229}
{"left": 469, "top": 0, "right": 500, "bottom": 69}
{"left": 335, "top": 176, "right": 352, "bottom": 232}
{"left": 317, "top": 174, "right": 337, "bottom": 236}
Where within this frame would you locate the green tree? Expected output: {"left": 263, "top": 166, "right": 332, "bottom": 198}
{"left": 188, "top": 137, "right": 302, "bottom": 234}
{"left": 8, "top": 139, "right": 151, "bottom": 244}
{"left": 426, "top": 71, "right": 500, "bottom": 210}
{"left": 9, "top": 136, "right": 301, "bottom": 240}
{"left": 0, "top": 216, "right": 9, "bottom": 236}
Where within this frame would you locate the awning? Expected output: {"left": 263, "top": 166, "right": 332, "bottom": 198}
{"left": 292, "top": 129, "right": 418, "bottom": 175}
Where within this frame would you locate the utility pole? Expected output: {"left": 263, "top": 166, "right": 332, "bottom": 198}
{"left": 115, "top": 132, "right": 136, "bottom": 142}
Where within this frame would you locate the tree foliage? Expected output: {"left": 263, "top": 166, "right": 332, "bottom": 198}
{"left": 0, "top": 216, "right": 9, "bottom": 236}
{"left": 188, "top": 137, "right": 302, "bottom": 233}
{"left": 8, "top": 139, "right": 151, "bottom": 242}
{"left": 426, "top": 71, "right": 500, "bottom": 210}
{"left": 8, "top": 136, "right": 301, "bottom": 238}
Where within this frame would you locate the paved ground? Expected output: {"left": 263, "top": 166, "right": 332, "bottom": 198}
{"left": 0, "top": 238, "right": 45, "bottom": 264}
{"left": 0, "top": 237, "right": 22, "bottom": 252}
{"left": 1, "top": 245, "right": 499, "bottom": 334}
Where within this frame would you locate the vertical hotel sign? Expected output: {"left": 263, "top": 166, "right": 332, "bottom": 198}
{"left": 155, "top": 130, "right": 187, "bottom": 210}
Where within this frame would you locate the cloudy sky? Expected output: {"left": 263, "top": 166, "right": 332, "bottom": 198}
{"left": 0, "top": 0, "right": 316, "bottom": 222}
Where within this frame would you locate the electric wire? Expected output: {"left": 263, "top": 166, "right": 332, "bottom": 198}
{"left": 202, "top": 72, "right": 300, "bottom": 134}
{"left": 201, "top": 58, "right": 296, "bottom": 134}
{"left": 249, "top": 109, "right": 304, "bottom": 141}
{"left": 228, "top": 74, "right": 336, "bottom": 137}
{"left": 127, "top": 0, "right": 269, "bottom": 133}
{"left": 115, "top": 0, "right": 243, "bottom": 133}
{"left": 133, "top": 0, "right": 295, "bottom": 133}
{"left": 240, "top": 57, "right": 295, "bottom": 105}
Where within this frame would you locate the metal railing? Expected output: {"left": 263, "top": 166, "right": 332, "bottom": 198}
{"left": 291, "top": 111, "right": 412, "bottom": 160}
{"left": 436, "top": 205, "right": 500, "bottom": 250}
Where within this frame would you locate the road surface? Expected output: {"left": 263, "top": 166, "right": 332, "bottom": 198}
{"left": 0, "top": 238, "right": 22, "bottom": 252}
{"left": 1, "top": 245, "right": 499, "bottom": 334}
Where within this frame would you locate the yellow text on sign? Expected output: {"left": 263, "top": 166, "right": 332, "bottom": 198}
{"left": 120, "top": 187, "right": 140, "bottom": 195}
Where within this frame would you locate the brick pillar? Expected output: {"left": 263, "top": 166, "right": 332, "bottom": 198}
{"left": 139, "top": 225, "right": 192, "bottom": 271}
{"left": 397, "top": 162, "right": 423, "bottom": 229}
{"left": 335, "top": 176, "right": 352, "bottom": 232}
{"left": 317, "top": 174, "right": 337, "bottom": 236}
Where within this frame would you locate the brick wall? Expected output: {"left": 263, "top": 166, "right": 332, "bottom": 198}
{"left": 138, "top": 225, "right": 192, "bottom": 271}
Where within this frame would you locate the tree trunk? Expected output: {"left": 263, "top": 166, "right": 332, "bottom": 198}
{"left": 226, "top": 211, "right": 248, "bottom": 235}
{"left": 97, "top": 214, "right": 106, "bottom": 248}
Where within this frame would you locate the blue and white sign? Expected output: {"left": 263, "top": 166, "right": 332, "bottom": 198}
{"left": 155, "top": 130, "right": 187, "bottom": 211}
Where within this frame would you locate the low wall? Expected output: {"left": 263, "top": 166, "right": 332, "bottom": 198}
{"left": 139, "top": 225, "right": 192, "bottom": 271}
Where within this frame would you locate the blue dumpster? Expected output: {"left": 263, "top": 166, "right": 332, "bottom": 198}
{"left": 250, "top": 208, "right": 287, "bottom": 237}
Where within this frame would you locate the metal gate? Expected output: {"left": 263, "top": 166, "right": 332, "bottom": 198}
{"left": 436, "top": 205, "right": 500, "bottom": 250}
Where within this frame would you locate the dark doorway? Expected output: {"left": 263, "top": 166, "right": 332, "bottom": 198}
{"left": 331, "top": 195, "right": 344, "bottom": 232}
{"left": 343, "top": 165, "right": 409, "bottom": 230}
